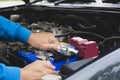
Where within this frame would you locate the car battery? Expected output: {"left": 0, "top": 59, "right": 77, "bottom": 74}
{"left": 69, "top": 37, "right": 98, "bottom": 59}
{"left": 17, "top": 50, "right": 38, "bottom": 64}
{"left": 44, "top": 43, "right": 78, "bottom": 71}
{"left": 16, "top": 43, "right": 78, "bottom": 71}
{"left": 48, "top": 54, "right": 78, "bottom": 71}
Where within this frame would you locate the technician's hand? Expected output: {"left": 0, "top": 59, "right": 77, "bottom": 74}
{"left": 21, "top": 60, "right": 58, "bottom": 80}
{"left": 28, "top": 32, "right": 60, "bottom": 51}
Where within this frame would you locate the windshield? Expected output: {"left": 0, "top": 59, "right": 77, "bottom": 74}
{"left": 0, "top": 0, "right": 41, "bottom": 8}
{"left": 0, "top": 0, "right": 25, "bottom": 8}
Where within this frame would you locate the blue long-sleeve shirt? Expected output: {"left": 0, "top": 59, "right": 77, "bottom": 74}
{"left": 0, "top": 16, "right": 32, "bottom": 80}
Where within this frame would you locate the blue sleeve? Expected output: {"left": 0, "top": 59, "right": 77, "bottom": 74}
{"left": 0, "top": 63, "right": 20, "bottom": 80}
{"left": 0, "top": 16, "right": 32, "bottom": 43}
{"left": 0, "top": 16, "right": 32, "bottom": 80}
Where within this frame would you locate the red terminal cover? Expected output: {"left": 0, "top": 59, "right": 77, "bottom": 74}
{"left": 69, "top": 37, "right": 98, "bottom": 59}
{"left": 69, "top": 37, "right": 88, "bottom": 47}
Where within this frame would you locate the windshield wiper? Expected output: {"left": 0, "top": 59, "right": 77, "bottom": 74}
{"left": 54, "top": 0, "right": 66, "bottom": 5}
{"left": 31, "top": 0, "right": 43, "bottom": 4}
{"left": 54, "top": 0, "right": 95, "bottom": 6}
{"left": 23, "top": 0, "right": 43, "bottom": 5}
{"left": 23, "top": 0, "right": 30, "bottom": 4}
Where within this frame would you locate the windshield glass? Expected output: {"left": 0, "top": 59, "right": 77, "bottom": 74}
{"left": 0, "top": 0, "right": 25, "bottom": 8}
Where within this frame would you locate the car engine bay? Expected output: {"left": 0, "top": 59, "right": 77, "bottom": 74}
{"left": 0, "top": 5, "right": 120, "bottom": 79}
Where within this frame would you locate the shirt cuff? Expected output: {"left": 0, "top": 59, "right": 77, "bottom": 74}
{"left": 5, "top": 66, "right": 20, "bottom": 80}
{"left": 15, "top": 26, "right": 32, "bottom": 44}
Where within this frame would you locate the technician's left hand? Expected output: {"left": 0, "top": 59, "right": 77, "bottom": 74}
{"left": 27, "top": 32, "right": 60, "bottom": 51}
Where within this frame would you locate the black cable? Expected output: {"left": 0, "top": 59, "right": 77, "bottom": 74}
{"left": 101, "top": 36, "right": 120, "bottom": 45}
{"left": 55, "top": 31, "right": 105, "bottom": 40}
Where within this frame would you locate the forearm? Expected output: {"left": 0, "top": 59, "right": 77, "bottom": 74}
{"left": 0, "top": 16, "right": 32, "bottom": 43}
{"left": 0, "top": 63, "right": 20, "bottom": 80}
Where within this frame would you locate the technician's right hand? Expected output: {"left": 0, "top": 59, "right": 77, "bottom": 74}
{"left": 20, "top": 60, "right": 58, "bottom": 80}
{"left": 27, "top": 32, "right": 60, "bottom": 51}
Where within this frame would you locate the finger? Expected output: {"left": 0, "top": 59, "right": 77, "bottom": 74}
{"left": 48, "top": 39, "right": 55, "bottom": 44}
{"left": 42, "top": 68, "right": 58, "bottom": 75}
{"left": 48, "top": 38, "right": 61, "bottom": 50}
{"left": 54, "top": 40, "right": 61, "bottom": 50}
{"left": 44, "top": 44, "right": 60, "bottom": 51}
{"left": 39, "top": 43, "right": 56, "bottom": 51}
{"left": 43, "top": 61, "right": 55, "bottom": 69}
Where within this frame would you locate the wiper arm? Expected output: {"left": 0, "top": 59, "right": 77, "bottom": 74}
{"left": 25, "top": 0, "right": 42, "bottom": 5}
{"left": 54, "top": 0, "right": 66, "bottom": 5}
{"left": 31, "top": 0, "right": 43, "bottom": 3}
{"left": 23, "top": 0, "right": 30, "bottom": 4}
